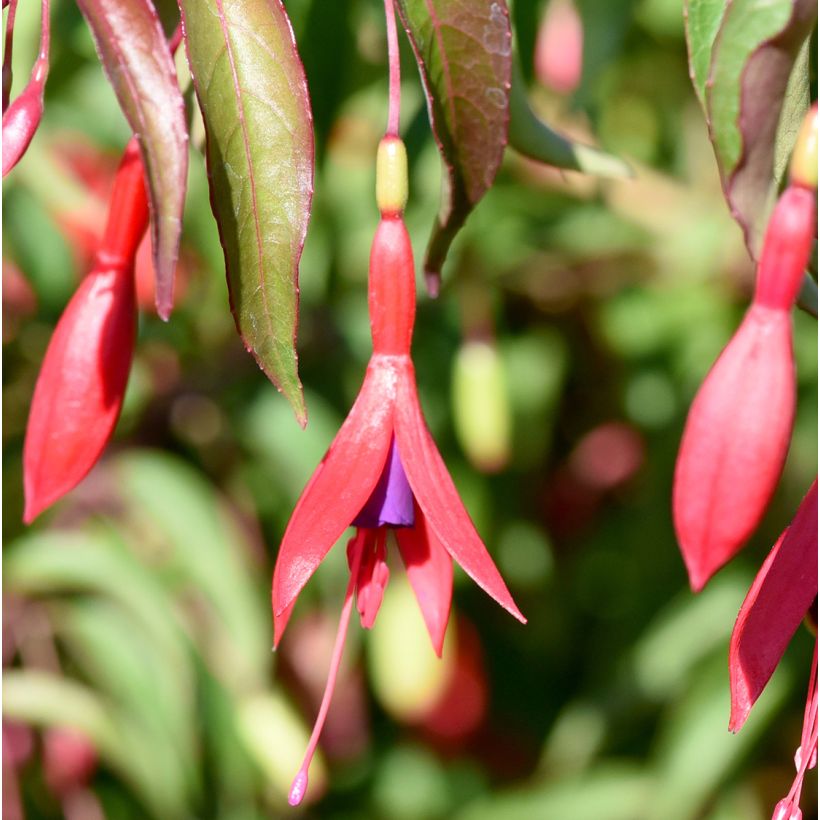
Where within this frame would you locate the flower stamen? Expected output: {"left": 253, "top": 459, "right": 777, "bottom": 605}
{"left": 288, "top": 531, "right": 366, "bottom": 806}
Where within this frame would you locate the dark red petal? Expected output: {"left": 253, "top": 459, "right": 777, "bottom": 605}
{"left": 673, "top": 306, "right": 795, "bottom": 591}
{"left": 395, "top": 502, "right": 453, "bottom": 656}
{"left": 23, "top": 264, "right": 136, "bottom": 522}
{"left": 271, "top": 357, "right": 399, "bottom": 644}
{"left": 394, "top": 362, "right": 525, "bottom": 624}
{"left": 729, "top": 482, "right": 818, "bottom": 732}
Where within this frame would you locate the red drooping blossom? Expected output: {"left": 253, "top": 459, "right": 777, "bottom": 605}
{"left": 729, "top": 482, "right": 817, "bottom": 731}
{"left": 728, "top": 482, "right": 817, "bottom": 820}
{"left": 273, "top": 139, "right": 525, "bottom": 807}
{"left": 673, "top": 183, "right": 816, "bottom": 591}
{"left": 23, "top": 138, "right": 148, "bottom": 522}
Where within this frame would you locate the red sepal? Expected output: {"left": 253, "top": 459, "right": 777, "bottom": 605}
{"left": 729, "top": 482, "right": 818, "bottom": 732}
{"left": 396, "top": 500, "right": 454, "bottom": 656}
{"left": 673, "top": 306, "right": 795, "bottom": 591}
{"left": 272, "top": 358, "right": 397, "bottom": 645}
{"left": 23, "top": 263, "right": 136, "bottom": 522}
{"left": 395, "top": 363, "right": 525, "bottom": 624}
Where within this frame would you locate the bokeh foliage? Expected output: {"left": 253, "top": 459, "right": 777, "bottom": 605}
{"left": 2, "top": 0, "right": 816, "bottom": 817}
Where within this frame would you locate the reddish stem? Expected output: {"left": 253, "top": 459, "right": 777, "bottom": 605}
{"left": 383, "top": 0, "right": 400, "bottom": 136}
{"left": 2, "top": 0, "right": 19, "bottom": 111}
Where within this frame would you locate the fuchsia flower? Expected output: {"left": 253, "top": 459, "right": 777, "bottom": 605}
{"left": 729, "top": 483, "right": 817, "bottom": 820}
{"left": 273, "top": 137, "right": 525, "bottom": 806}
{"left": 729, "top": 482, "right": 817, "bottom": 732}
{"left": 23, "top": 138, "right": 148, "bottom": 522}
{"left": 673, "top": 183, "right": 816, "bottom": 591}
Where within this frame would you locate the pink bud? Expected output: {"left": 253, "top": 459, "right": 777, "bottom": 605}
{"left": 534, "top": 0, "right": 583, "bottom": 95}
{"left": 673, "top": 185, "right": 816, "bottom": 591}
{"left": 43, "top": 727, "right": 97, "bottom": 796}
{"left": 2, "top": 63, "right": 45, "bottom": 177}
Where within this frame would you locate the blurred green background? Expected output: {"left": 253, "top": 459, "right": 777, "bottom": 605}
{"left": 2, "top": 0, "right": 817, "bottom": 818}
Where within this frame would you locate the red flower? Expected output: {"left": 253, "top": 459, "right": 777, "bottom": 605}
{"left": 273, "top": 179, "right": 524, "bottom": 805}
{"left": 673, "top": 185, "right": 816, "bottom": 591}
{"left": 729, "top": 482, "right": 817, "bottom": 731}
{"left": 23, "top": 138, "right": 148, "bottom": 522}
{"left": 728, "top": 482, "right": 817, "bottom": 820}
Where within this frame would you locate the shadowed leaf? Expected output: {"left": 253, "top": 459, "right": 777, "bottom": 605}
{"left": 179, "top": 0, "right": 313, "bottom": 424}
{"left": 396, "top": 0, "right": 512, "bottom": 292}
{"left": 685, "top": 0, "right": 816, "bottom": 256}
{"left": 76, "top": 0, "right": 188, "bottom": 319}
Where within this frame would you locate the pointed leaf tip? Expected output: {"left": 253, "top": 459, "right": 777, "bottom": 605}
{"left": 396, "top": 0, "right": 511, "bottom": 282}
{"left": 180, "top": 0, "right": 313, "bottom": 421}
{"left": 508, "top": 61, "right": 631, "bottom": 179}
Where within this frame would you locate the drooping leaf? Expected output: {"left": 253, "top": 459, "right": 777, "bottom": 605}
{"left": 396, "top": 0, "right": 512, "bottom": 293}
{"left": 76, "top": 0, "right": 188, "bottom": 320}
{"left": 114, "top": 450, "right": 269, "bottom": 687}
{"left": 178, "top": 0, "right": 313, "bottom": 424}
{"left": 3, "top": 669, "right": 190, "bottom": 818}
{"left": 685, "top": 0, "right": 816, "bottom": 256}
{"left": 507, "top": 62, "right": 631, "bottom": 179}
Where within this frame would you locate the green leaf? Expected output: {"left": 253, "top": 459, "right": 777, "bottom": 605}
{"left": 396, "top": 0, "right": 512, "bottom": 292}
{"left": 507, "top": 62, "right": 632, "bottom": 179}
{"left": 75, "top": 0, "right": 188, "bottom": 320}
{"left": 3, "top": 529, "right": 189, "bottom": 675}
{"left": 54, "top": 599, "right": 199, "bottom": 799}
{"left": 457, "top": 765, "right": 651, "bottom": 820}
{"left": 179, "top": 0, "right": 313, "bottom": 423}
{"left": 649, "top": 656, "right": 791, "bottom": 820}
{"left": 113, "top": 450, "right": 270, "bottom": 688}
{"left": 3, "top": 670, "right": 189, "bottom": 818}
{"left": 686, "top": 0, "right": 816, "bottom": 255}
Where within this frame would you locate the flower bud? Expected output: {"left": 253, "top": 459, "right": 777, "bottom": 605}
{"left": 2, "top": 65, "right": 45, "bottom": 177}
{"left": 376, "top": 136, "right": 408, "bottom": 215}
{"left": 452, "top": 340, "right": 511, "bottom": 472}
{"left": 789, "top": 104, "right": 818, "bottom": 190}
{"left": 534, "top": 0, "right": 583, "bottom": 95}
{"left": 674, "top": 181, "right": 816, "bottom": 591}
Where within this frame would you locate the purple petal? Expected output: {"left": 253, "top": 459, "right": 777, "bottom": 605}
{"left": 353, "top": 437, "right": 414, "bottom": 528}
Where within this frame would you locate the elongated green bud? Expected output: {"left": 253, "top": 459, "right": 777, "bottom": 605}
{"left": 376, "top": 136, "right": 408, "bottom": 215}
{"left": 789, "top": 103, "right": 818, "bottom": 190}
{"left": 453, "top": 340, "right": 511, "bottom": 473}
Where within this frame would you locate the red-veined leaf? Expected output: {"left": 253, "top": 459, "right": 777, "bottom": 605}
{"left": 396, "top": 0, "right": 512, "bottom": 294}
{"left": 685, "top": 0, "right": 816, "bottom": 256}
{"left": 76, "top": 0, "right": 188, "bottom": 319}
{"left": 178, "top": 0, "right": 313, "bottom": 424}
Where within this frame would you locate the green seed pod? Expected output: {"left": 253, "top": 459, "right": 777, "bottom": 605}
{"left": 452, "top": 340, "right": 511, "bottom": 473}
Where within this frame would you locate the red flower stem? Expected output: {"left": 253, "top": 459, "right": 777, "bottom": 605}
{"left": 35, "top": 0, "right": 49, "bottom": 81}
{"left": 288, "top": 532, "right": 366, "bottom": 807}
{"left": 2, "top": 0, "right": 19, "bottom": 112}
{"left": 383, "top": 0, "right": 400, "bottom": 137}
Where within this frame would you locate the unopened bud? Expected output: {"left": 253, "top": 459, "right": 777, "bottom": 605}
{"left": 2, "top": 72, "right": 45, "bottom": 177}
{"left": 376, "top": 136, "right": 408, "bottom": 215}
{"left": 452, "top": 340, "right": 511, "bottom": 473}
{"left": 789, "top": 104, "right": 818, "bottom": 190}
